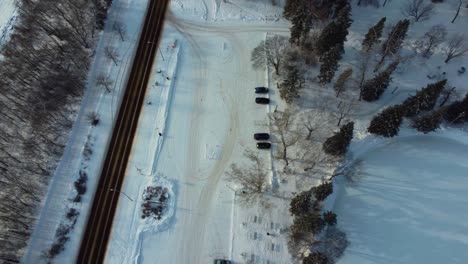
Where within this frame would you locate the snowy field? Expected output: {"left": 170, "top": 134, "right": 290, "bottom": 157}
{"left": 335, "top": 135, "right": 468, "bottom": 264}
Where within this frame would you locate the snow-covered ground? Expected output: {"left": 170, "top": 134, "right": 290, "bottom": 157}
{"left": 23, "top": 0, "right": 468, "bottom": 263}
{"left": 23, "top": 0, "right": 150, "bottom": 262}
{"left": 335, "top": 133, "right": 468, "bottom": 264}
{"left": 0, "top": 0, "right": 17, "bottom": 45}
{"left": 105, "top": 15, "right": 292, "bottom": 264}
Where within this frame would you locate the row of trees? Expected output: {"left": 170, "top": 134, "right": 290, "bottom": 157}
{"left": 365, "top": 79, "right": 468, "bottom": 137}
{"left": 0, "top": 0, "right": 112, "bottom": 262}
{"left": 288, "top": 122, "right": 354, "bottom": 263}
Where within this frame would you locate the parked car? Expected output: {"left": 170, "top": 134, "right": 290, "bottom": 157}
{"left": 254, "top": 133, "right": 270, "bottom": 140}
{"left": 255, "top": 97, "right": 269, "bottom": 104}
{"left": 256, "top": 142, "right": 271, "bottom": 149}
{"left": 214, "top": 260, "right": 232, "bottom": 264}
{"left": 255, "top": 87, "right": 269, "bottom": 93}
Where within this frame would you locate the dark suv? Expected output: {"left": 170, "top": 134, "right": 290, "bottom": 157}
{"left": 255, "top": 97, "right": 269, "bottom": 104}
{"left": 254, "top": 133, "right": 270, "bottom": 140}
{"left": 255, "top": 87, "right": 269, "bottom": 93}
{"left": 256, "top": 142, "right": 271, "bottom": 149}
{"left": 214, "top": 260, "right": 232, "bottom": 264}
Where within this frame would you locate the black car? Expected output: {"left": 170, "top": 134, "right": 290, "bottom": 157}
{"left": 214, "top": 260, "right": 232, "bottom": 264}
{"left": 254, "top": 133, "right": 270, "bottom": 140}
{"left": 255, "top": 87, "right": 269, "bottom": 93}
{"left": 255, "top": 97, "right": 269, "bottom": 104}
{"left": 256, "top": 142, "right": 271, "bottom": 149}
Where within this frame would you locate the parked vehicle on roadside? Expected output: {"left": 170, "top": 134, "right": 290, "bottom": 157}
{"left": 256, "top": 142, "right": 271, "bottom": 149}
{"left": 255, "top": 97, "right": 269, "bottom": 104}
{"left": 255, "top": 87, "right": 269, "bottom": 93}
{"left": 214, "top": 259, "right": 232, "bottom": 264}
{"left": 254, "top": 133, "right": 270, "bottom": 140}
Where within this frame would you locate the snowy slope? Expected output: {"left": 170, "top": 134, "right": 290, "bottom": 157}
{"left": 335, "top": 133, "right": 468, "bottom": 264}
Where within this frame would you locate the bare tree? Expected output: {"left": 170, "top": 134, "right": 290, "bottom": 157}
{"left": 251, "top": 35, "right": 289, "bottom": 75}
{"left": 403, "top": 0, "right": 434, "bottom": 22}
{"left": 95, "top": 73, "right": 113, "bottom": 92}
{"left": 415, "top": 24, "right": 447, "bottom": 58}
{"left": 112, "top": 21, "right": 126, "bottom": 41}
{"left": 383, "top": 0, "right": 392, "bottom": 7}
{"left": 226, "top": 149, "right": 267, "bottom": 205}
{"left": 104, "top": 46, "right": 120, "bottom": 66}
{"left": 444, "top": 34, "right": 468, "bottom": 63}
{"left": 356, "top": 51, "right": 371, "bottom": 100}
{"left": 269, "top": 108, "right": 300, "bottom": 170}
{"left": 451, "top": 0, "right": 465, "bottom": 23}
{"left": 331, "top": 99, "right": 357, "bottom": 127}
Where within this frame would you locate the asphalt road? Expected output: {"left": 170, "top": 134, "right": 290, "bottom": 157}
{"left": 77, "top": 1, "right": 169, "bottom": 263}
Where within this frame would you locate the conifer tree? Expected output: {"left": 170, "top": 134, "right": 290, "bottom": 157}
{"left": 362, "top": 17, "right": 386, "bottom": 52}
{"left": 402, "top": 79, "right": 446, "bottom": 117}
{"left": 318, "top": 45, "right": 342, "bottom": 84}
{"left": 290, "top": 189, "right": 313, "bottom": 216}
{"left": 284, "top": 0, "right": 313, "bottom": 45}
{"left": 323, "top": 211, "right": 337, "bottom": 226}
{"left": 293, "top": 212, "right": 326, "bottom": 235}
{"left": 361, "top": 61, "right": 398, "bottom": 102}
{"left": 376, "top": 19, "right": 410, "bottom": 70}
{"left": 303, "top": 252, "right": 329, "bottom": 264}
{"left": 323, "top": 122, "right": 354, "bottom": 156}
{"left": 313, "top": 182, "right": 333, "bottom": 201}
{"left": 412, "top": 108, "right": 445, "bottom": 133}
{"left": 368, "top": 105, "right": 405, "bottom": 137}
{"left": 316, "top": 3, "right": 352, "bottom": 55}
{"left": 280, "top": 66, "right": 304, "bottom": 103}
{"left": 444, "top": 93, "right": 468, "bottom": 123}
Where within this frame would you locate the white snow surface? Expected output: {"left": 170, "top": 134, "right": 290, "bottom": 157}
{"left": 24, "top": 0, "right": 468, "bottom": 263}
{"left": 0, "top": 0, "right": 17, "bottom": 45}
{"left": 334, "top": 132, "right": 468, "bottom": 264}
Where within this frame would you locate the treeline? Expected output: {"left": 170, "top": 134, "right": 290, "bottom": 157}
{"left": 0, "top": 0, "right": 111, "bottom": 262}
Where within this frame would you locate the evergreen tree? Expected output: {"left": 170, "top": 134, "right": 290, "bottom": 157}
{"left": 412, "top": 108, "right": 445, "bottom": 133}
{"left": 323, "top": 122, "right": 354, "bottom": 156}
{"left": 279, "top": 66, "right": 304, "bottom": 103}
{"left": 316, "top": 3, "right": 352, "bottom": 55}
{"left": 293, "top": 212, "right": 326, "bottom": 235}
{"left": 323, "top": 211, "right": 337, "bottom": 226}
{"left": 376, "top": 19, "right": 410, "bottom": 70}
{"left": 318, "top": 45, "right": 342, "bottom": 84}
{"left": 283, "top": 0, "right": 304, "bottom": 20}
{"left": 402, "top": 79, "right": 447, "bottom": 117}
{"left": 362, "top": 17, "right": 386, "bottom": 52}
{"left": 284, "top": 0, "right": 315, "bottom": 45}
{"left": 303, "top": 252, "right": 329, "bottom": 264}
{"left": 361, "top": 61, "right": 398, "bottom": 102}
{"left": 290, "top": 15, "right": 306, "bottom": 44}
{"left": 444, "top": 93, "right": 468, "bottom": 123}
{"left": 290, "top": 189, "right": 313, "bottom": 216}
{"left": 368, "top": 104, "right": 405, "bottom": 137}
{"left": 313, "top": 182, "right": 333, "bottom": 201}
